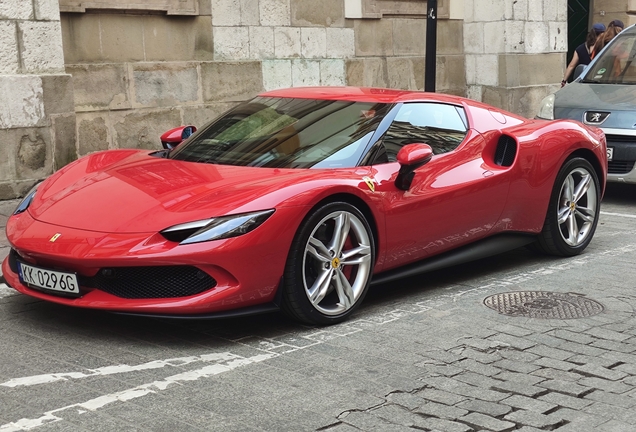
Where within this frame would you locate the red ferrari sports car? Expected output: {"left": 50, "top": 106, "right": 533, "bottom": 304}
{"left": 3, "top": 87, "right": 607, "bottom": 324}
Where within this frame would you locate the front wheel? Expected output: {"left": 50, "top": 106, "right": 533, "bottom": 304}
{"left": 282, "top": 202, "right": 375, "bottom": 325}
{"left": 534, "top": 157, "right": 600, "bottom": 256}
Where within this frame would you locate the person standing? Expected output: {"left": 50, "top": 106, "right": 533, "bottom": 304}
{"left": 590, "top": 19, "right": 624, "bottom": 59}
{"left": 562, "top": 23, "right": 605, "bottom": 87}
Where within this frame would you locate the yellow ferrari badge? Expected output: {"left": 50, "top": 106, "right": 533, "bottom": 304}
{"left": 49, "top": 233, "right": 61, "bottom": 242}
{"left": 362, "top": 176, "right": 375, "bottom": 192}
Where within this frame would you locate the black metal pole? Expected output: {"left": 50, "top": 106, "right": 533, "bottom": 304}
{"left": 425, "top": 0, "right": 438, "bottom": 92}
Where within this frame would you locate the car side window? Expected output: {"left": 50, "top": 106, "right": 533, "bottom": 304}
{"left": 378, "top": 103, "right": 468, "bottom": 162}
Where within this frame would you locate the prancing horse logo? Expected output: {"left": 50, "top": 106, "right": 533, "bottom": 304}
{"left": 49, "top": 233, "right": 61, "bottom": 242}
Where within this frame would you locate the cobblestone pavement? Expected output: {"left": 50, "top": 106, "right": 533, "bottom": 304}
{"left": 0, "top": 184, "right": 635, "bottom": 431}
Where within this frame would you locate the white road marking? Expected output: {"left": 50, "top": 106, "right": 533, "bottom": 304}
{"left": 0, "top": 352, "right": 275, "bottom": 432}
{"left": 1, "top": 242, "right": 636, "bottom": 431}
{"left": 1, "top": 352, "right": 239, "bottom": 388}
{"left": 601, "top": 211, "right": 636, "bottom": 219}
{"left": 0, "top": 283, "right": 16, "bottom": 298}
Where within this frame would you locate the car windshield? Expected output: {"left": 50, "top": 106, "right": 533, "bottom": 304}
{"left": 582, "top": 31, "right": 636, "bottom": 84}
{"left": 169, "top": 97, "right": 392, "bottom": 168}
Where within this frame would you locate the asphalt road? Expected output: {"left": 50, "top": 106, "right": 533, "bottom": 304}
{"left": 1, "top": 183, "right": 636, "bottom": 431}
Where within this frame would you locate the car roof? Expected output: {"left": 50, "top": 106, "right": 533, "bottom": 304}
{"left": 260, "top": 86, "right": 468, "bottom": 105}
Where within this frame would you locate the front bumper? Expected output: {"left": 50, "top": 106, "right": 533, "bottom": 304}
{"left": 3, "top": 208, "right": 300, "bottom": 315}
{"left": 603, "top": 128, "right": 636, "bottom": 184}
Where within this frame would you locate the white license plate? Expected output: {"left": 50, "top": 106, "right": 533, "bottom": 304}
{"left": 607, "top": 147, "right": 614, "bottom": 161}
{"left": 18, "top": 262, "right": 80, "bottom": 295}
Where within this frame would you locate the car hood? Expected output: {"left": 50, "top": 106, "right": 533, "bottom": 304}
{"left": 555, "top": 82, "right": 636, "bottom": 128}
{"left": 29, "top": 150, "right": 355, "bottom": 233}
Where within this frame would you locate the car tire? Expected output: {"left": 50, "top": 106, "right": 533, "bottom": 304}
{"left": 534, "top": 157, "right": 600, "bottom": 256}
{"left": 282, "top": 202, "right": 375, "bottom": 325}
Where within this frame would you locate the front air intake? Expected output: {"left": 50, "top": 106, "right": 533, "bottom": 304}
{"left": 494, "top": 135, "right": 517, "bottom": 167}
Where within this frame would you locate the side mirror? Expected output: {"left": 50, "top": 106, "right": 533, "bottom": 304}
{"left": 160, "top": 125, "right": 197, "bottom": 150}
{"left": 395, "top": 143, "right": 433, "bottom": 191}
{"left": 574, "top": 64, "right": 586, "bottom": 80}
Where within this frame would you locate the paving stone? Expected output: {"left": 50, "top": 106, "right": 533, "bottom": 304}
{"left": 495, "top": 371, "right": 545, "bottom": 386}
{"left": 415, "top": 400, "right": 469, "bottom": 420}
{"left": 340, "top": 411, "right": 413, "bottom": 432}
{"left": 573, "top": 363, "right": 628, "bottom": 381}
{"left": 533, "top": 357, "right": 576, "bottom": 371}
{"left": 457, "top": 347, "right": 502, "bottom": 364}
{"left": 490, "top": 324, "right": 534, "bottom": 337}
{"left": 416, "top": 417, "right": 474, "bottom": 432}
{"left": 423, "top": 377, "right": 508, "bottom": 402}
{"left": 459, "top": 412, "right": 515, "bottom": 432}
{"left": 320, "top": 423, "right": 360, "bottom": 432}
{"left": 490, "top": 381, "right": 547, "bottom": 398}
{"left": 456, "top": 399, "right": 512, "bottom": 417}
{"left": 583, "top": 401, "right": 636, "bottom": 424}
{"left": 500, "top": 394, "right": 557, "bottom": 414}
{"left": 586, "top": 327, "right": 632, "bottom": 342}
{"left": 498, "top": 349, "right": 540, "bottom": 363}
{"left": 615, "top": 362, "right": 636, "bottom": 375}
{"left": 578, "top": 376, "right": 633, "bottom": 394}
{"left": 550, "top": 329, "right": 597, "bottom": 345}
{"left": 492, "top": 358, "right": 541, "bottom": 374}
{"left": 538, "top": 391, "right": 594, "bottom": 410}
{"left": 422, "top": 349, "right": 467, "bottom": 364}
{"left": 526, "top": 333, "right": 568, "bottom": 348}
{"left": 558, "top": 341, "right": 608, "bottom": 357}
{"left": 454, "top": 358, "right": 502, "bottom": 377}
{"left": 487, "top": 333, "right": 536, "bottom": 350}
{"left": 532, "top": 368, "right": 582, "bottom": 381}
{"left": 537, "top": 379, "right": 593, "bottom": 397}
{"left": 371, "top": 404, "right": 432, "bottom": 429}
{"left": 547, "top": 407, "right": 608, "bottom": 427}
{"left": 386, "top": 392, "right": 427, "bottom": 411}
{"left": 553, "top": 420, "right": 607, "bottom": 432}
{"left": 584, "top": 390, "right": 636, "bottom": 408}
{"left": 591, "top": 339, "right": 635, "bottom": 353}
{"left": 527, "top": 345, "right": 575, "bottom": 361}
{"left": 415, "top": 363, "right": 464, "bottom": 377}
{"left": 623, "top": 376, "right": 636, "bottom": 386}
{"left": 515, "top": 427, "right": 544, "bottom": 432}
{"left": 595, "top": 419, "right": 636, "bottom": 431}
{"left": 454, "top": 371, "right": 502, "bottom": 388}
{"left": 416, "top": 388, "right": 467, "bottom": 406}
{"left": 504, "top": 409, "right": 563, "bottom": 429}
{"left": 601, "top": 351, "right": 636, "bottom": 366}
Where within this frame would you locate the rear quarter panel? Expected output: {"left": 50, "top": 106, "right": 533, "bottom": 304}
{"left": 495, "top": 119, "right": 606, "bottom": 233}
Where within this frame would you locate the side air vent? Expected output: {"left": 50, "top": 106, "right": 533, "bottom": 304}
{"left": 494, "top": 135, "right": 517, "bottom": 167}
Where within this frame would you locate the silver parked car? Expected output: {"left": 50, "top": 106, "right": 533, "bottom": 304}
{"left": 537, "top": 24, "right": 636, "bottom": 184}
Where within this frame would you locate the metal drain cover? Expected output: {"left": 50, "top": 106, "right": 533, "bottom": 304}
{"left": 484, "top": 291, "right": 604, "bottom": 319}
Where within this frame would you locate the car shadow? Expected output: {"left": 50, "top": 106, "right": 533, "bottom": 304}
{"left": 1, "top": 243, "right": 588, "bottom": 346}
{"left": 603, "top": 183, "right": 636, "bottom": 205}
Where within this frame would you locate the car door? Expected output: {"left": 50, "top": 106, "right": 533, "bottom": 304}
{"left": 370, "top": 102, "right": 512, "bottom": 271}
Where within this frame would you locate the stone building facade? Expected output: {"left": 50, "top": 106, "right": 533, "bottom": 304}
{"left": 0, "top": 0, "right": 75, "bottom": 199}
{"left": 0, "top": 0, "right": 615, "bottom": 200}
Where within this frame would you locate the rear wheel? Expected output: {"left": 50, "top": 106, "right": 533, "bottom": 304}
{"left": 282, "top": 202, "right": 375, "bottom": 325}
{"left": 534, "top": 157, "right": 600, "bottom": 256}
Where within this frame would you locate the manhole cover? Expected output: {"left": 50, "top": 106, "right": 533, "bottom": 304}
{"left": 484, "top": 291, "right": 604, "bottom": 319}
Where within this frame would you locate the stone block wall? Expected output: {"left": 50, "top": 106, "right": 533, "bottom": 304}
{"left": 0, "top": 0, "right": 76, "bottom": 199}
{"left": 61, "top": 0, "right": 466, "bottom": 155}
{"left": 464, "top": 0, "right": 566, "bottom": 118}
{"left": 595, "top": 1, "right": 632, "bottom": 28}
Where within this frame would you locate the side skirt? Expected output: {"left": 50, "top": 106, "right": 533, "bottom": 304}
{"left": 370, "top": 233, "right": 536, "bottom": 286}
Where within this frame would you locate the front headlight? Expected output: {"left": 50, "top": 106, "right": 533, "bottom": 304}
{"left": 537, "top": 94, "right": 555, "bottom": 120}
{"left": 13, "top": 181, "right": 42, "bottom": 215}
{"left": 161, "top": 209, "right": 275, "bottom": 245}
